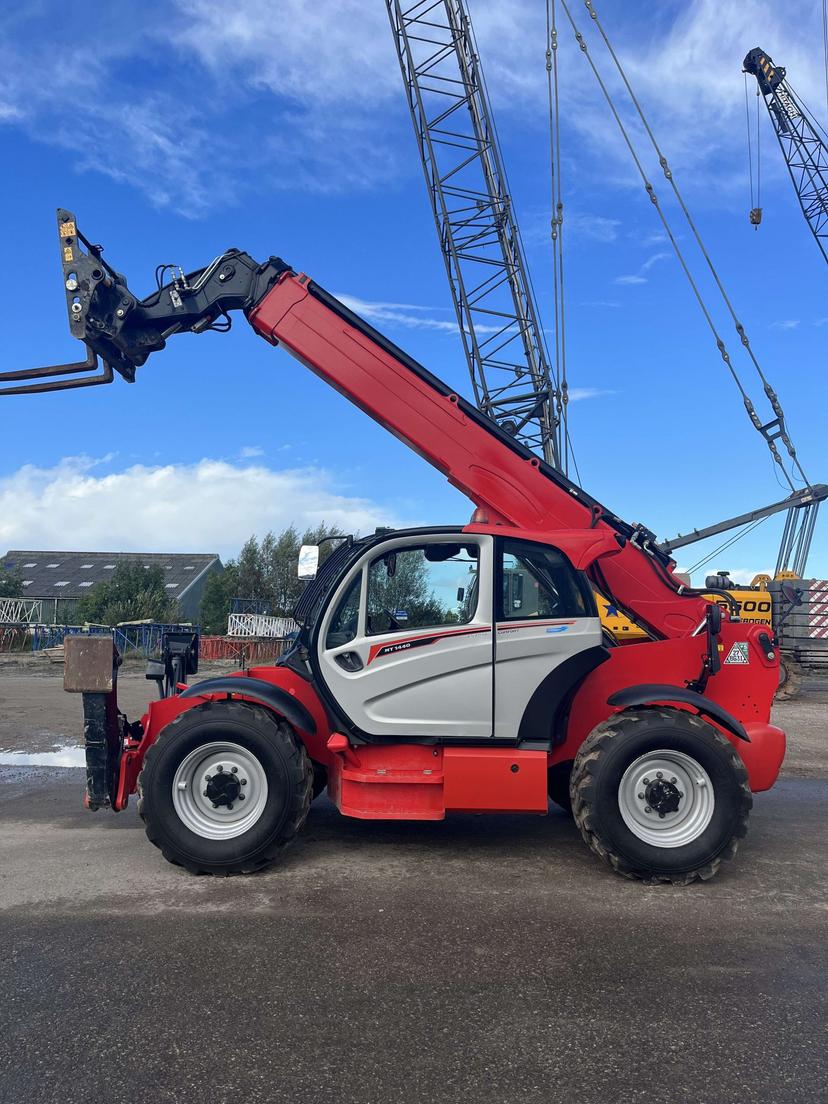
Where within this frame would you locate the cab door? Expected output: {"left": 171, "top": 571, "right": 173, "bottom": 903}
{"left": 318, "top": 535, "right": 494, "bottom": 739}
{"left": 494, "top": 538, "right": 602, "bottom": 739}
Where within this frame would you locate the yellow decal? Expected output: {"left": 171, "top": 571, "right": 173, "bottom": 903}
{"left": 59, "top": 220, "right": 76, "bottom": 238}
{"left": 62, "top": 246, "right": 73, "bottom": 263}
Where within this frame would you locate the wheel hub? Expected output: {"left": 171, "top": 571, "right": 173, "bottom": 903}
{"left": 617, "top": 750, "right": 715, "bottom": 848}
{"left": 644, "top": 778, "right": 681, "bottom": 816}
{"left": 204, "top": 768, "right": 243, "bottom": 809}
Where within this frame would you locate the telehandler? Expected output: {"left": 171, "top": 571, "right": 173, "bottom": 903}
{"left": 0, "top": 211, "right": 786, "bottom": 883}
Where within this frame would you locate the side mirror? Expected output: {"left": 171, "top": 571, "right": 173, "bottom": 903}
{"left": 298, "top": 544, "right": 320, "bottom": 579}
{"left": 456, "top": 586, "right": 465, "bottom": 603}
{"left": 781, "top": 582, "right": 802, "bottom": 607}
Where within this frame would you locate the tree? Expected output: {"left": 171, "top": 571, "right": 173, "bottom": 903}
{"left": 229, "top": 522, "right": 345, "bottom": 616}
{"left": 75, "top": 561, "right": 178, "bottom": 626}
{"left": 0, "top": 562, "right": 22, "bottom": 599}
{"left": 199, "top": 560, "right": 239, "bottom": 635}
{"left": 198, "top": 522, "right": 347, "bottom": 635}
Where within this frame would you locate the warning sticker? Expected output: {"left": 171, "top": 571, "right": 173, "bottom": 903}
{"left": 724, "top": 641, "right": 750, "bottom": 665}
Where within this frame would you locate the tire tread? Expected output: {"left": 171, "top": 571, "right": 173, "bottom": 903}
{"left": 137, "top": 700, "right": 313, "bottom": 875}
{"left": 570, "top": 707, "right": 752, "bottom": 885}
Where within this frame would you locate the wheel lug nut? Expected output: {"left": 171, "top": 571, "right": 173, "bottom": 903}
{"left": 227, "top": 803, "right": 234, "bottom": 811}
{"left": 238, "top": 794, "right": 245, "bottom": 801}
{"left": 205, "top": 775, "right": 212, "bottom": 783}
{"left": 212, "top": 802, "right": 219, "bottom": 809}
{"left": 658, "top": 812, "right": 665, "bottom": 819}
{"left": 241, "top": 779, "right": 247, "bottom": 786}
{"left": 231, "top": 766, "right": 238, "bottom": 774}
{"left": 203, "top": 790, "right": 208, "bottom": 797}
{"left": 678, "top": 791, "right": 684, "bottom": 799}
{"left": 643, "top": 777, "right": 650, "bottom": 784}
{"left": 216, "top": 765, "right": 224, "bottom": 773}
{"left": 656, "top": 771, "right": 663, "bottom": 779}
{"left": 644, "top": 806, "right": 652, "bottom": 814}
{"left": 670, "top": 776, "right": 677, "bottom": 784}
{"left": 637, "top": 792, "right": 645, "bottom": 800}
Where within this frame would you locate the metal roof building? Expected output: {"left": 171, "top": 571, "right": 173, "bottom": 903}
{"left": 1, "top": 550, "right": 221, "bottom": 625}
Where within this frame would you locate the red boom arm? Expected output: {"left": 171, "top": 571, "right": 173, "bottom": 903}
{"left": 248, "top": 272, "right": 709, "bottom": 639}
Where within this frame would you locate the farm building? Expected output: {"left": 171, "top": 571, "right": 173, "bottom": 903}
{"left": 1, "top": 550, "right": 222, "bottom": 625}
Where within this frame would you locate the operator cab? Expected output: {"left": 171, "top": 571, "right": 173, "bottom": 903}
{"left": 292, "top": 527, "right": 603, "bottom": 744}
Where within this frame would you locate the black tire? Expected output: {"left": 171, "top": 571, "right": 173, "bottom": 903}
{"left": 312, "top": 763, "right": 328, "bottom": 801}
{"left": 775, "top": 655, "right": 802, "bottom": 701}
{"left": 548, "top": 760, "right": 574, "bottom": 815}
{"left": 570, "top": 708, "right": 752, "bottom": 885}
{"left": 138, "top": 700, "right": 313, "bottom": 874}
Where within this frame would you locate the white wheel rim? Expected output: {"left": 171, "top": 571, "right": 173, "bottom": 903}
{"left": 172, "top": 741, "right": 268, "bottom": 840}
{"left": 617, "top": 749, "right": 715, "bottom": 848}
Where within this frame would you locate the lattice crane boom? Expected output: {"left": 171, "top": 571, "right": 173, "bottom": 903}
{"left": 744, "top": 47, "right": 828, "bottom": 266}
{"left": 386, "top": 0, "right": 562, "bottom": 469}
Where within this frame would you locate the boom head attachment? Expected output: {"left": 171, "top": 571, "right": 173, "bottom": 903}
{"left": 0, "top": 208, "right": 291, "bottom": 395}
{"left": 743, "top": 48, "right": 786, "bottom": 97}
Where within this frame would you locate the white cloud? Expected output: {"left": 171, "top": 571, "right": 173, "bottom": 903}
{"left": 613, "top": 274, "right": 648, "bottom": 286}
{"left": 567, "top": 387, "right": 613, "bottom": 402}
{"left": 0, "top": 0, "right": 820, "bottom": 214}
{"left": 0, "top": 457, "right": 401, "bottom": 559}
{"left": 336, "top": 294, "right": 505, "bottom": 335}
{"left": 770, "top": 320, "right": 800, "bottom": 330}
{"left": 641, "top": 252, "right": 670, "bottom": 272}
{"left": 239, "top": 445, "right": 264, "bottom": 458}
{"left": 566, "top": 211, "right": 622, "bottom": 244}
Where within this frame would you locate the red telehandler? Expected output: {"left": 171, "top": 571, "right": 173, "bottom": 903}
{"left": 0, "top": 210, "right": 785, "bottom": 883}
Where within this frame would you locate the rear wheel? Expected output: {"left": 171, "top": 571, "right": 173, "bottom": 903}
{"left": 138, "top": 700, "right": 313, "bottom": 874}
{"left": 570, "top": 708, "right": 751, "bottom": 884}
{"left": 775, "top": 655, "right": 802, "bottom": 701}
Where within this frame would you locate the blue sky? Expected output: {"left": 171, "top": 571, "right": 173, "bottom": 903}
{"left": 0, "top": 0, "right": 826, "bottom": 584}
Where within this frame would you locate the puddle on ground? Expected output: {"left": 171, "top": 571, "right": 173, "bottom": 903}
{"left": 0, "top": 745, "right": 86, "bottom": 768}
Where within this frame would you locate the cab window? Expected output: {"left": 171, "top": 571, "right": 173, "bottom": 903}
{"left": 366, "top": 543, "right": 479, "bottom": 635}
{"left": 499, "top": 540, "right": 592, "bottom": 620}
{"left": 325, "top": 573, "right": 362, "bottom": 648}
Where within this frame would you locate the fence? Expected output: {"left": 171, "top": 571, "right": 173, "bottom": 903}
{"left": 199, "top": 636, "right": 293, "bottom": 664}
{"left": 0, "top": 626, "right": 31, "bottom": 653}
{"left": 0, "top": 622, "right": 199, "bottom": 657}
{"left": 0, "top": 597, "right": 43, "bottom": 625}
{"left": 226, "top": 613, "right": 299, "bottom": 638}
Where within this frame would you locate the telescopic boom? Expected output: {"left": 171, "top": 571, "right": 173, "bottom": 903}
{"left": 0, "top": 210, "right": 711, "bottom": 638}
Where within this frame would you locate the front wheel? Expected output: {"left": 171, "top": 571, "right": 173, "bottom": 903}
{"left": 138, "top": 700, "right": 313, "bottom": 874}
{"left": 570, "top": 708, "right": 752, "bottom": 884}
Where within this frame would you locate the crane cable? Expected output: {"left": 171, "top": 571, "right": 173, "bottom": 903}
{"left": 545, "top": 0, "right": 570, "bottom": 476}
{"left": 744, "top": 72, "right": 762, "bottom": 227}
{"left": 686, "top": 514, "right": 770, "bottom": 576}
{"left": 756, "top": 73, "right": 762, "bottom": 212}
{"left": 823, "top": 0, "right": 828, "bottom": 122}
{"left": 744, "top": 72, "right": 755, "bottom": 213}
{"left": 559, "top": 0, "right": 811, "bottom": 496}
